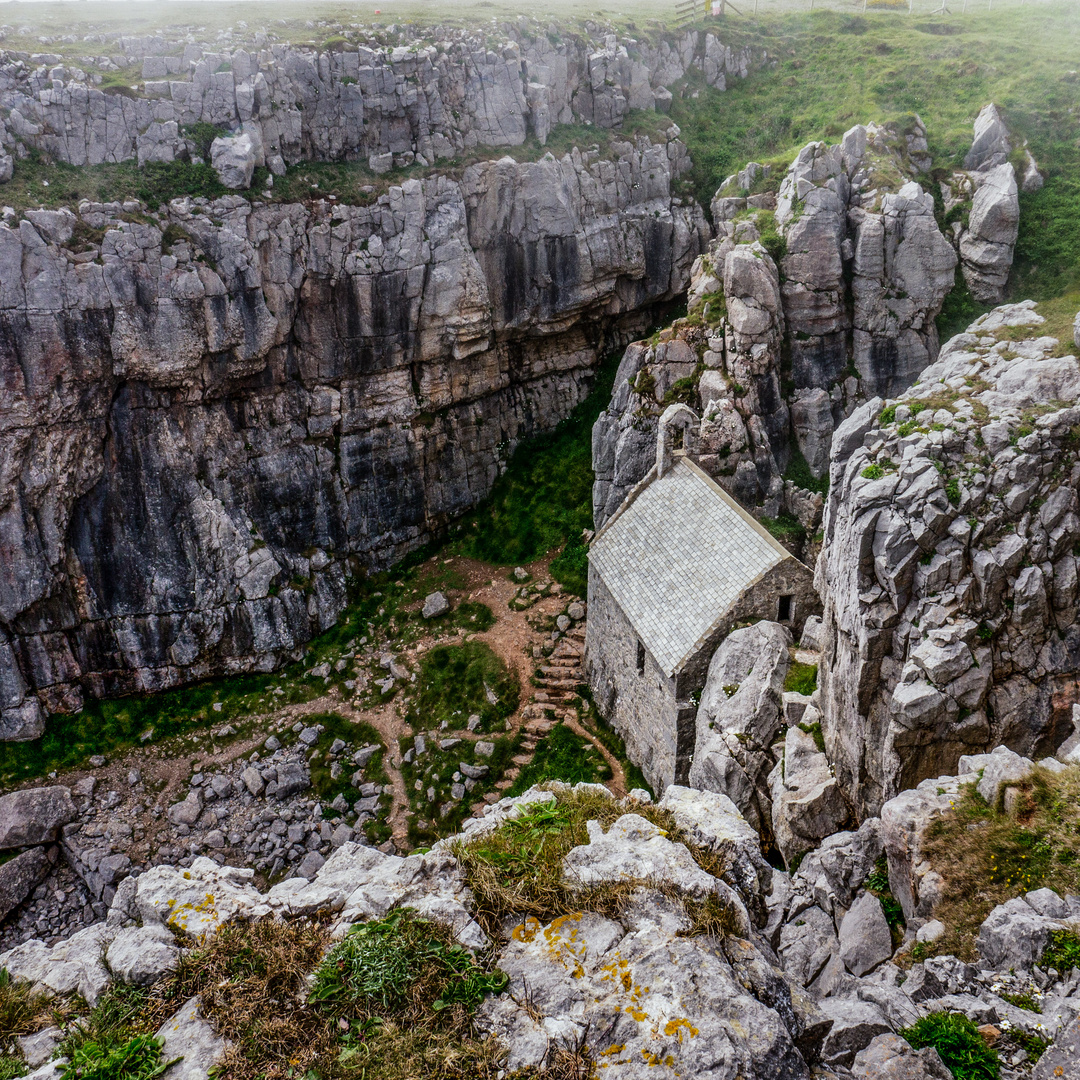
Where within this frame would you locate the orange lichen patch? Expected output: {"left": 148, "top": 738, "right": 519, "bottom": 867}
{"left": 166, "top": 891, "right": 219, "bottom": 929}
{"left": 663, "top": 1018, "right": 699, "bottom": 1042}
{"left": 640, "top": 1049, "right": 676, "bottom": 1067}
{"left": 535, "top": 912, "right": 589, "bottom": 979}
{"left": 512, "top": 916, "right": 542, "bottom": 943}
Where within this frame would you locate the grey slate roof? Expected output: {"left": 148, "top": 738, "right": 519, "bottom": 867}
{"left": 589, "top": 456, "right": 791, "bottom": 677}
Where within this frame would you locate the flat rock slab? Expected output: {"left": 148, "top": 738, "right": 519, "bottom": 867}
{"left": 0, "top": 787, "right": 76, "bottom": 849}
{"left": 156, "top": 996, "right": 230, "bottom": 1080}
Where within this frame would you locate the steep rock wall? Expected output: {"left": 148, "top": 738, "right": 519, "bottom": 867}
{"left": 817, "top": 302, "right": 1080, "bottom": 816}
{"left": 0, "top": 26, "right": 753, "bottom": 171}
{"left": 592, "top": 120, "right": 960, "bottom": 530}
{"left": 0, "top": 136, "right": 707, "bottom": 738}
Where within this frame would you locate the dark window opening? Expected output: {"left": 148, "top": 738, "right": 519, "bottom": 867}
{"left": 636, "top": 639, "right": 646, "bottom": 674}
{"left": 778, "top": 595, "right": 793, "bottom": 622}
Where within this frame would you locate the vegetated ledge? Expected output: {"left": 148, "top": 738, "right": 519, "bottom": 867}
{"left": 0, "top": 782, "right": 791, "bottom": 1080}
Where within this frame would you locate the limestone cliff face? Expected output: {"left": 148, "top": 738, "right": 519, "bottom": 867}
{"left": 817, "top": 302, "right": 1080, "bottom": 816}
{"left": 592, "top": 120, "right": 960, "bottom": 531}
{"left": 0, "top": 26, "right": 752, "bottom": 171}
{"left": 0, "top": 136, "right": 707, "bottom": 738}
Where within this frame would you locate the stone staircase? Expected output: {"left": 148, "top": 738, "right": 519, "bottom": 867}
{"left": 479, "top": 625, "right": 587, "bottom": 806}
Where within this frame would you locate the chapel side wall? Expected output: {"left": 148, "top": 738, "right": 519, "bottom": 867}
{"left": 584, "top": 565, "right": 679, "bottom": 794}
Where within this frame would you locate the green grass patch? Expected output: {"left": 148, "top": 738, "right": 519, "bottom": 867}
{"left": 311, "top": 909, "right": 507, "bottom": 1016}
{"left": 920, "top": 765, "right": 1080, "bottom": 961}
{"left": 2, "top": 150, "right": 230, "bottom": 212}
{"left": 783, "top": 444, "right": 828, "bottom": 496}
{"left": 761, "top": 513, "right": 807, "bottom": 545}
{"left": 785, "top": 661, "right": 818, "bottom": 695}
{"left": 504, "top": 724, "right": 612, "bottom": 797}
{"left": 405, "top": 642, "right": 519, "bottom": 734}
{"left": 0, "top": 670, "right": 315, "bottom": 787}
{"left": 456, "top": 349, "right": 622, "bottom": 596}
{"left": 1043, "top": 929, "right": 1080, "bottom": 972}
{"left": 901, "top": 1012, "right": 999, "bottom": 1080}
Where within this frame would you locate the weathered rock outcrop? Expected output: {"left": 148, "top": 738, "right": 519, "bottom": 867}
{"left": 688, "top": 621, "right": 791, "bottom": 836}
{"left": 818, "top": 302, "right": 1080, "bottom": 815}
{"left": 1, "top": 135, "right": 706, "bottom": 735}
{"left": 0, "top": 25, "right": 753, "bottom": 175}
{"left": 592, "top": 118, "right": 960, "bottom": 529}
{"left": 0, "top": 782, "right": 821, "bottom": 1080}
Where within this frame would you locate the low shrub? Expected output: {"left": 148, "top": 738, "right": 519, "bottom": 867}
{"left": 900, "top": 1012, "right": 1000, "bottom": 1080}
{"left": 1043, "top": 929, "right": 1080, "bottom": 971}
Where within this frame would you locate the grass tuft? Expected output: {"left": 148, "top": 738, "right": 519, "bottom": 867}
{"left": 920, "top": 765, "right": 1080, "bottom": 960}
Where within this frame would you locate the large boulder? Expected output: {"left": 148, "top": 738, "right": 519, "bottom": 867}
{"left": 1034, "top": 1013, "right": 1080, "bottom": 1080}
{"left": 0, "top": 787, "right": 77, "bottom": 849}
{"left": 659, "top": 784, "right": 773, "bottom": 920}
{"left": 210, "top": 132, "right": 257, "bottom": 189}
{"left": 838, "top": 892, "right": 893, "bottom": 977}
{"left": 959, "top": 163, "right": 1019, "bottom": 303}
{"left": 155, "top": 997, "right": 230, "bottom": 1080}
{"left": 852, "top": 1034, "right": 951, "bottom": 1080}
{"left": 478, "top": 910, "right": 811, "bottom": 1079}
{"left": 0, "top": 846, "right": 56, "bottom": 921}
{"left": 769, "top": 723, "right": 849, "bottom": 866}
{"left": 689, "top": 622, "right": 792, "bottom": 835}
{"left": 106, "top": 924, "right": 180, "bottom": 986}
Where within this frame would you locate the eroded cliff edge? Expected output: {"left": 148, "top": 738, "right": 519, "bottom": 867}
{"left": 0, "top": 133, "right": 706, "bottom": 737}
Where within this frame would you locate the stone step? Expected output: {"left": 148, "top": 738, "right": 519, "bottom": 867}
{"left": 521, "top": 703, "right": 559, "bottom": 719}
{"left": 536, "top": 677, "right": 581, "bottom": 691}
{"left": 524, "top": 718, "right": 556, "bottom": 735}
{"left": 511, "top": 753, "right": 533, "bottom": 766}
{"left": 546, "top": 657, "right": 580, "bottom": 668}
{"left": 538, "top": 664, "right": 581, "bottom": 678}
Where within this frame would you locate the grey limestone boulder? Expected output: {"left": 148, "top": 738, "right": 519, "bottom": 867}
{"left": 210, "top": 133, "right": 257, "bottom": 189}
{"left": 561, "top": 812, "right": 751, "bottom": 934}
{"left": 166, "top": 790, "right": 203, "bottom": 827}
{"left": 817, "top": 997, "right": 892, "bottom": 1068}
{"left": 964, "top": 103, "right": 1013, "bottom": 172}
{"left": 0, "top": 786, "right": 76, "bottom": 849}
{"left": 0, "top": 846, "right": 55, "bottom": 922}
{"left": 0, "top": 923, "right": 115, "bottom": 1004}
{"left": 0, "top": 152, "right": 12, "bottom": 184}
{"left": 960, "top": 163, "right": 1019, "bottom": 303}
{"left": 658, "top": 784, "right": 772, "bottom": 920}
{"left": 1034, "top": 1012, "right": 1080, "bottom": 1080}
{"left": 478, "top": 908, "right": 811, "bottom": 1079}
{"left": 957, "top": 745, "right": 1033, "bottom": 807}
{"left": 779, "top": 905, "right": 839, "bottom": 986}
{"left": 770, "top": 723, "right": 849, "bottom": 866}
{"left": 689, "top": 621, "right": 792, "bottom": 835}
{"left": 106, "top": 924, "right": 180, "bottom": 985}
{"left": 422, "top": 591, "right": 450, "bottom": 618}
{"left": 838, "top": 892, "right": 893, "bottom": 977}
{"left": 851, "top": 1034, "right": 951, "bottom": 1080}
{"left": 977, "top": 894, "right": 1068, "bottom": 970}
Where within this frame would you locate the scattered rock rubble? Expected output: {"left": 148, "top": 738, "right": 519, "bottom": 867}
{"left": 4, "top": 775, "right": 1080, "bottom": 1078}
